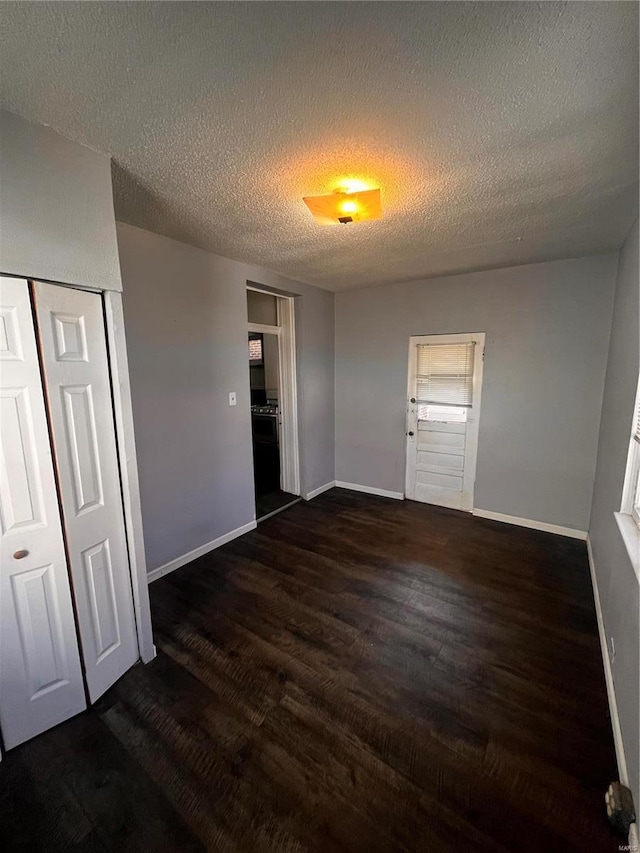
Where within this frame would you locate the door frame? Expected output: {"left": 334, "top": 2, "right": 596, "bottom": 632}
{"left": 247, "top": 286, "right": 301, "bottom": 498}
{"left": 405, "top": 331, "right": 485, "bottom": 511}
{"left": 96, "top": 290, "right": 154, "bottom": 663}
{"left": 1, "top": 275, "right": 155, "bottom": 667}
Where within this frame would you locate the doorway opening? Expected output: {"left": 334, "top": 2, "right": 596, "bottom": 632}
{"left": 247, "top": 287, "right": 301, "bottom": 521}
{"left": 405, "top": 332, "right": 485, "bottom": 511}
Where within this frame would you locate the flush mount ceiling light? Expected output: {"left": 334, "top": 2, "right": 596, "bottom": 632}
{"left": 302, "top": 187, "right": 382, "bottom": 225}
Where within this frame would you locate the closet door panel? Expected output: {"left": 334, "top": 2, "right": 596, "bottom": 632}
{"left": 0, "top": 277, "right": 86, "bottom": 749}
{"left": 33, "top": 282, "right": 138, "bottom": 702}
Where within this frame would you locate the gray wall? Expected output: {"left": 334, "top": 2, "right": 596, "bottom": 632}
{"left": 116, "top": 222, "right": 334, "bottom": 573}
{"left": 335, "top": 254, "right": 618, "bottom": 531}
{"left": 589, "top": 219, "right": 640, "bottom": 804}
{"left": 0, "top": 110, "right": 121, "bottom": 291}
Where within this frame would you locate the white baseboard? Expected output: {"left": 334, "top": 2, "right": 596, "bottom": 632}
{"left": 586, "top": 535, "right": 629, "bottom": 786}
{"left": 147, "top": 520, "right": 257, "bottom": 584}
{"left": 334, "top": 481, "right": 404, "bottom": 500}
{"left": 472, "top": 508, "right": 587, "bottom": 540}
{"left": 304, "top": 481, "right": 335, "bottom": 501}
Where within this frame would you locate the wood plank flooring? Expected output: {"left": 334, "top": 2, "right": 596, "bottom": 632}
{"left": 255, "top": 489, "right": 300, "bottom": 521}
{"left": 0, "top": 489, "right": 620, "bottom": 852}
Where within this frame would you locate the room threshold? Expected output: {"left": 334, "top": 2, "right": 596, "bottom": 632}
{"left": 256, "top": 491, "right": 301, "bottom": 522}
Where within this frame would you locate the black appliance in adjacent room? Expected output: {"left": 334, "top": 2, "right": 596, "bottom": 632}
{"left": 251, "top": 403, "right": 280, "bottom": 495}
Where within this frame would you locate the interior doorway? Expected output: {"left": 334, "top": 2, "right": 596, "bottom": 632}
{"left": 405, "top": 332, "right": 485, "bottom": 511}
{"left": 247, "top": 287, "right": 301, "bottom": 521}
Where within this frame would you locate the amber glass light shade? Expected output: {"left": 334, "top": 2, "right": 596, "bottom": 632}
{"left": 302, "top": 189, "right": 382, "bottom": 225}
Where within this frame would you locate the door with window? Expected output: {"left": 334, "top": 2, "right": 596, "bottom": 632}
{"left": 405, "top": 333, "right": 485, "bottom": 511}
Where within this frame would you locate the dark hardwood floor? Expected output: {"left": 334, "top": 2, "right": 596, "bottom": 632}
{"left": 1, "top": 489, "right": 620, "bottom": 852}
{"left": 255, "top": 489, "right": 300, "bottom": 521}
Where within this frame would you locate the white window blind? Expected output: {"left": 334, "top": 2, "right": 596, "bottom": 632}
{"left": 416, "top": 342, "right": 475, "bottom": 407}
{"left": 419, "top": 404, "right": 468, "bottom": 423}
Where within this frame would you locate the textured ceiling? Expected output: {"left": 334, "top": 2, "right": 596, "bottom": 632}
{"left": 1, "top": 2, "right": 638, "bottom": 291}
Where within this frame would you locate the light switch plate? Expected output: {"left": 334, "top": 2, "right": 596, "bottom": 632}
{"left": 229, "top": 392, "right": 237, "bottom": 406}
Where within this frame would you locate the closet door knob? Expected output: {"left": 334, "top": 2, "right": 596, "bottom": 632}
{"left": 13, "top": 549, "right": 29, "bottom": 560}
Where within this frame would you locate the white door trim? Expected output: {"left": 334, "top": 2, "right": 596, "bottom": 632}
{"left": 276, "top": 296, "right": 300, "bottom": 496}
{"left": 405, "top": 331, "right": 485, "bottom": 511}
{"left": 248, "top": 322, "right": 281, "bottom": 336}
{"left": 103, "top": 292, "right": 155, "bottom": 662}
{"left": 247, "top": 287, "right": 300, "bottom": 498}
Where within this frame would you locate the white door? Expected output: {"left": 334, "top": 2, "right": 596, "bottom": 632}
{"left": 33, "top": 282, "right": 138, "bottom": 703}
{"left": 0, "top": 277, "right": 86, "bottom": 749}
{"left": 405, "top": 333, "right": 485, "bottom": 511}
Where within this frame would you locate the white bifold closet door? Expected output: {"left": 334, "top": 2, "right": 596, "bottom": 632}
{"left": 0, "top": 277, "right": 86, "bottom": 749}
{"left": 33, "top": 282, "right": 138, "bottom": 704}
